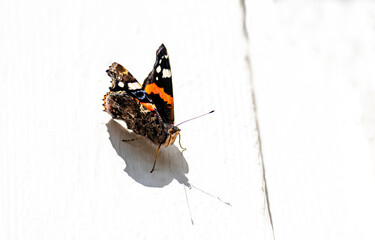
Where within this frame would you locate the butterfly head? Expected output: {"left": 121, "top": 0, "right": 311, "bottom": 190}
{"left": 163, "top": 125, "right": 180, "bottom": 147}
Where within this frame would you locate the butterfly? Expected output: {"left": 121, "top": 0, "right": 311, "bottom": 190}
{"left": 103, "top": 44, "right": 184, "bottom": 173}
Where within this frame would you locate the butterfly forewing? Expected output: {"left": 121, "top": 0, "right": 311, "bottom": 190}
{"left": 143, "top": 44, "right": 175, "bottom": 124}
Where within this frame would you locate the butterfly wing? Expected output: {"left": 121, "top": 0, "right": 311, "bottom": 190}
{"left": 143, "top": 44, "right": 174, "bottom": 124}
{"left": 106, "top": 62, "right": 162, "bottom": 115}
{"left": 103, "top": 91, "right": 168, "bottom": 145}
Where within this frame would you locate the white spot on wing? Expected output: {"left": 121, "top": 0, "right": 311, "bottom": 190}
{"left": 162, "top": 69, "right": 172, "bottom": 78}
{"left": 118, "top": 82, "right": 124, "bottom": 88}
{"left": 156, "top": 65, "right": 161, "bottom": 73}
{"left": 127, "top": 82, "right": 142, "bottom": 90}
{"left": 156, "top": 77, "right": 159, "bottom": 81}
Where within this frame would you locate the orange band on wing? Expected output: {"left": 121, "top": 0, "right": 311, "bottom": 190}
{"left": 144, "top": 83, "right": 173, "bottom": 105}
{"left": 135, "top": 99, "right": 156, "bottom": 112}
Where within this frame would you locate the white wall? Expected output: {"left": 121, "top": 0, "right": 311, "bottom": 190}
{"left": 246, "top": 1, "right": 375, "bottom": 239}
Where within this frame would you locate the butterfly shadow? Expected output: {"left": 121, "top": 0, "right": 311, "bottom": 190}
{"left": 106, "top": 119, "right": 190, "bottom": 188}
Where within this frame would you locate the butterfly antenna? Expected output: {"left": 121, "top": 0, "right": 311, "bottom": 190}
{"left": 176, "top": 110, "right": 215, "bottom": 127}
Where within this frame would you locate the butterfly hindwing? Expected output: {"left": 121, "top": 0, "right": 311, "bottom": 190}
{"left": 103, "top": 91, "right": 168, "bottom": 145}
{"left": 143, "top": 44, "right": 174, "bottom": 124}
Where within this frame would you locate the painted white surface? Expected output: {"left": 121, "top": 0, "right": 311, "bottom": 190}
{"left": 1, "top": 0, "right": 375, "bottom": 239}
{"left": 246, "top": 1, "right": 375, "bottom": 239}
{"left": 0, "top": 0, "right": 272, "bottom": 239}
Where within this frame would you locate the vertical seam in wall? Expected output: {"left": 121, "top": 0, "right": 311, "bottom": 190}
{"left": 240, "top": 0, "right": 275, "bottom": 239}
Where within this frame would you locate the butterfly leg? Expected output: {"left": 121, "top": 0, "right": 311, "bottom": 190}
{"left": 178, "top": 133, "right": 187, "bottom": 152}
{"left": 150, "top": 144, "right": 162, "bottom": 173}
{"left": 122, "top": 138, "right": 137, "bottom": 142}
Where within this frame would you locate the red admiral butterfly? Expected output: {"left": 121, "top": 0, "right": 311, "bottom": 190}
{"left": 103, "top": 44, "right": 212, "bottom": 173}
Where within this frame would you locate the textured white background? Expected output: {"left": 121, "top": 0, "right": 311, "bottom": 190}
{"left": 1, "top": 0, "right": 374, "bottom": 239}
